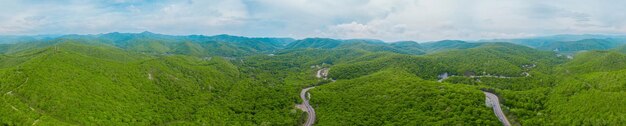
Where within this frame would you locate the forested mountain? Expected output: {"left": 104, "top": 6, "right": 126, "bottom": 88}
{"left": 0, "top": 42, "right": 304, "bottom": 125}
{"left": 0, "top": 32, "right": 295, "bottom": 57}
{"left": 286, "top": 38, "right": 425, "bottom": 55}
{"left": 329, "top": 42, "right": 561, "bottom": 80}
{"left": 0, "top": 35, "right": 61, "bottom": 44}
{"left": 390, "top": 41, "right": 424, "bottom": 51}
{"left": 312, "top": 69, "right": 499, "bottom": 125}
{"left": 421, "top": 40, "right": 483, "bottom": 52}
{"left": 1, "top": 33, "right": 626, "bottom": 125}
{"left": 546, "top": 51, "right": 626, "bottom": 125}
{"left": 535, "top": 39, "right": 623, "bottom": 53}
{"left": 286, "top": 38, "right": 343, "bottom": 49}
{"left": 486, "top": 34, "right": 626, "bottom": 48}
{"left": 484, "top": 35, "right": 626, "bottom": 55}
{"left": 561, "top": 51, "right": 626, "bottom": 74}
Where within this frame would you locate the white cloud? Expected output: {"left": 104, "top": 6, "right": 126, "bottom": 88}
{"left": 0, "top": 0, "right": 624, "bottom": 41}
{"left": 309, "top": 0, "right": 626, "bottom": 41}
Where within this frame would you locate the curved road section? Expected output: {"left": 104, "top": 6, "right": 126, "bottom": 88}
{"left": 300, "top": 87, "right": 316, "bottom": 126}
{"left": 483, "top": 91, "right": 511, "bottom": 126}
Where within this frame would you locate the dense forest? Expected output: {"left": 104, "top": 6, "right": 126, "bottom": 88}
{"left": 311, "top": 69, "right": 499, "bottom": 125}
{"left": 1, "top": 33, "right": 626, "bottom": 125}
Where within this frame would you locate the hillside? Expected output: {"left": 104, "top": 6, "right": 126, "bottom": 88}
{"left": 486, "top": 34, "right": 626, "bottom": 48}
{"left": 0, "top": 43, "right": 301, "bottom": 125}
{"left": 561, "top": 51, "right": 626, "bottom": 74}
{"left": 311, "top": 69, "right": 499, "bottom": 125}
{"left": 0, "top": 33, "right": 294, "bottom": 57}
{"left": 420, "top": 40, "right": 482, "bottom": 52}
{"left": 546, "top": 61, "right": 626, "bottom": 125}
{"left": 0, "top": 35, "right": 61, "bottom": 44}
{"left": 285, "top": 38, "right": 425, "bottom": 55}
{"left": 536, "top": 39, "right": 623, "bottom": 53}
{"left": 285, "top": 38, "right": 343, "bottom": 49}
{"left": 611, "top": 44, "right": 626, "bottom": 54}
{"left": 329, "top": 42, "right": 562, "bottom": 80}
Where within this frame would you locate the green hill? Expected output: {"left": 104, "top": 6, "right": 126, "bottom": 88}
{"left": 421, "top": 40, "right": 482, "bottom": 52}
{"left": 485, "top": 34, "right": 626, "bottom": 49}
{"left": 329, "top": 42, "right": 561, "bottom": 80}
{"left": 536, "top": 39, "right": 623, "bottom": 53}
{"left": 340, "top": 40, "right": 424, "bottom": 55}
{"left": 562, "top": 51, "right": 626, "bottom": 74}
{"left": 285, "top": 38, "right": 425, "bottom": 55}
{"left": 0, "top": 33, "right": 295, "bottom": 57}
{"left": 426, "top": 42, "right": 562, "bottom": 76}
{"left": 285, "top": 38, "right": 345, "bottom": 49}
{"left": 311, "top": 69, "right": 499, "bottom": 125}
{"left": 390, "top": 41, "right": 424, "bottom": 52}
{"left": 0, "top": 43, "right": 301, "bottom": 125}
{"left": 547, "top": 65, "right": 626, "bottom": 125}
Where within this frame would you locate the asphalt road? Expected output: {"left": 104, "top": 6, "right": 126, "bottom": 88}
{"left": 298, "top": 69, "right": 329, "bottom": 126}
{"left": 483, "top": 91, "right": 511, "bottom": 126}
{"left": 300, "top": 87, "right": 316, "bottom": 126}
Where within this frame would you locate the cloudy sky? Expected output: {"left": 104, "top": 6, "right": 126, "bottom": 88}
{"left": 0, "top": 0, "right": 625, "bottom": 41}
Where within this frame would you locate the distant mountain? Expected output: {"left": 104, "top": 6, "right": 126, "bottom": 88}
{"left": 285, "top": 38, "right": 343, "bottom": 49}
{"left": 535, "top": 39, "right": 623, "bottom": 53}
{"left": 339, "top": 40, "right": 425, "bottom": 55}
{"left": 285, "top": 38, "right": 425, "bottom": 55}
{"left": 0, "top": 35, "right": 62, "bottom": 44}
{"left": 0, "top": 32, "right": 296, "bottom": 57}
{"left": 484, "top": 34, "right": 626, "bottom": 47}
{"left": 389, "top": 41, "right": 424, "bottom": 53}
{"left": 190, "top": 34, "right": 295, "bottom": 47}
{"left": 420, "top": 40, "right": 483, "bottom": 52}
{"left": 483, "top": 34, "right": 626, "bottom": 53}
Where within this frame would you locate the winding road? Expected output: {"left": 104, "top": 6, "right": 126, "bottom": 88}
{"left": 300, "top": 87, "right": 316, "bottom": 126}
{"left": 298, "top": 68, "right": 328, "bottom": 126}
{"left": 483, "top": 91, "right": 511, "bottom": 126}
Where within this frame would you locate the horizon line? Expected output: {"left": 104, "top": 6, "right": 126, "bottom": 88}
{"left": 1, "top": 31, "right": 626, "bottom": 43}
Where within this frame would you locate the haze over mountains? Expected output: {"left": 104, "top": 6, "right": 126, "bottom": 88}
{"left": 3, "top": 32, "right": 626, "bottom": 56}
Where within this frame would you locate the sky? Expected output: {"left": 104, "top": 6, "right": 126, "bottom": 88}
{"left": 0, "top": 0, "right": 625, "bottom": 41}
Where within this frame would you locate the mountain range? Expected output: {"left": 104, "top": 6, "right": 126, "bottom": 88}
{"left": 1, "top": 32, "right": 625, "bottom": 125}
